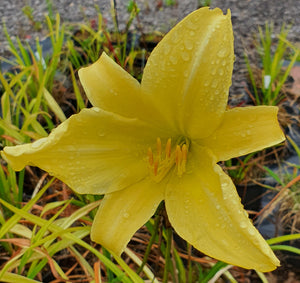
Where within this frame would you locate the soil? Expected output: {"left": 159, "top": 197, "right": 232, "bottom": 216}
{"left": 1, "top": 0, "right": 300, "bottom": 98}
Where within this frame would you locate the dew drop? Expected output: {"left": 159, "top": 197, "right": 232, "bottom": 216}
{"left": 181, "top": 53, "right": 190, "bottom": 62}
{"left": 169, "top": 55, "right": 178, "bottom": 65}
{"left": 184, "top": 39, "right": 193, "bottom": 50}
{"left": 217, "top": 48, "right": 229, "bottom": 58}
{"left": 32, "top": 138, "right": 48, "bottom": 148}
{"left": 123, "top": 212, "right": 129, "bottom": 219}
{"left": 218, "top": 68, "right": 224, "bottom": 76}
{"left": 248, "top": 228, "right": 255, "bottom": 236}
{"left": 189, "top": 30, "right": 195, "bottom": 36}
{"left": 163, "top": 44, "right": 171, "bottom": 55}
{"left": 211, "top": 68, "right": 217, "bottom": 75}
{"left": 93, "top": 107, "right": 100, "bottom": 112}
{"left": 211, "top": 80, "right": 218, "bottom": 88}
{"left": 171, "top": 32, "right": 180, "bottom": 44}
{"left": 240, "top": 221, "right": 247, "bottom": 229}
{"left": 110, "top": 89, "right": 118, "bottom": 96}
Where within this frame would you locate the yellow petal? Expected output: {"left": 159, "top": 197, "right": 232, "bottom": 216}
{"left": 2, "top": 108, "right": 165, "bottom": 194}
{"left": 200, "top": 106, "right": 285, "bottom": 161}
{"left": 78, "top": 52, "right": 163, "bottom": 127}
{"left": 141, "top": 7, "right": 234, "bottom": 138}
{"left": 91, "top": 177, "right": 164, "bottom": 255}
{"left": 165, "top": 144, "right": 279, "bottom": 271}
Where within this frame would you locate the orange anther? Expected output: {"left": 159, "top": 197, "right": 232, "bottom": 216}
{"left": 175, "top": 145, "right": 182, "bottom": 166}
{"left": 153, "top": 160, "right": 159, "bottom": 176}
{"left": 165, "top": 138, "right": 171, "bottom": 158}
{"left": 147, "top": 147, "right": 153, "bottom": 166}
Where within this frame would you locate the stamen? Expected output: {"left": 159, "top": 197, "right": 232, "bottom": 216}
{"left": 147, "top": 137, "right": 189, "bottom": 182}
{"left": 147, "top": 147, "right": 153, "bottom": 166}
{"left": 165, "top": 138, "right": 171, "bottom": 159}
{"left": 181, "top": 144, "right": 188, "bottom": 173}
{"left": 175, "top": 145, "right": 182, "bottom": 166}
{"left": 153, "top": 160, "right": 159, "bottom": 176}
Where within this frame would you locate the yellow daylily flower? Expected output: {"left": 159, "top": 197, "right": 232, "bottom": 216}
{"left": 2, "top": 7, "right": 285, "bottom": 271}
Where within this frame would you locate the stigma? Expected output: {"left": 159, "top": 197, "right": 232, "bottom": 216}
{"left": 147, "top": 137, "right": 189, "bottom": 182}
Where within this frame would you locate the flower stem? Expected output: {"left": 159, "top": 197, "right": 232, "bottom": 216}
{"left": 162, "top": 226, "right": 173, "bottom": 283}
{"left": 137, "top": 214, "right": 161, "bottom": 274}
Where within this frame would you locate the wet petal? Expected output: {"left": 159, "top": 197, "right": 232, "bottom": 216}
{"left": 79, "top": 52, "right": 163, "bottom": 126}
{"left": 91, "top": 177, "right": 164, "bottom": 255}
{"left": 165, "top": 145, "right": 279, "bottom": 271}
{"left": 200, "top": 106, "right": 285, "bottom": 161}
{"left": 141, "top": 7, "right": 234, "bottom": 138}
{"left": 2, "top": 108, "right": 166, "bottom": 194}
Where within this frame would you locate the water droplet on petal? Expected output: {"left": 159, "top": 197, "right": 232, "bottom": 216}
{"left": 248, "top": 228, "right": 255, "bottom": 236}
{"left": 211, "top": 80, "right": 218, "bottom": 88}
{"left": 123, "top": 212, "right": 129, "bottom": 219}
{"left": 184, "top": 38, "right": 193, "bottom": 50}
{"left": 163, "top": 44, "right": 171, "bottom": 55}
{"left": 240, "top": 221, "right": 247, "bottom": 229}
{"left": 110, "top": 89, "right": 118, "bottom": 96}
{"left": 169, "top": 55, "right": 178, "bottom": 65}
{"left": 211, "top": 68, "right": 217, "bottom": 75}
{"left": 181, "top": 53, "right": 190, "bottom": 62}
{"left": 171, "top": 31, "right": 180, "bottom": 44}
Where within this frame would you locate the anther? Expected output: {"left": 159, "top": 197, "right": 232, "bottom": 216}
{"left": 147, "top": 147, "right": 153, "bottom": 166}
{"left": 175, "top": 145, "right": 182, "bottom": 166}
{"left": 153, "top": 160, "right": 159, "bottom": 176}
{"left": 165, "top": 138, "right": 171, "bottom": 159}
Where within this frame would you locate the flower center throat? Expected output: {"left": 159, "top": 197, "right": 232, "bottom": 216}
{"left": 147, "top": 137, "right": 189, "bottom": 182}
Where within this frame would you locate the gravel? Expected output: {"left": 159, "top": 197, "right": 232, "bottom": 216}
{"left": 0, "top": 0, "right": 300, "bottom": 97}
